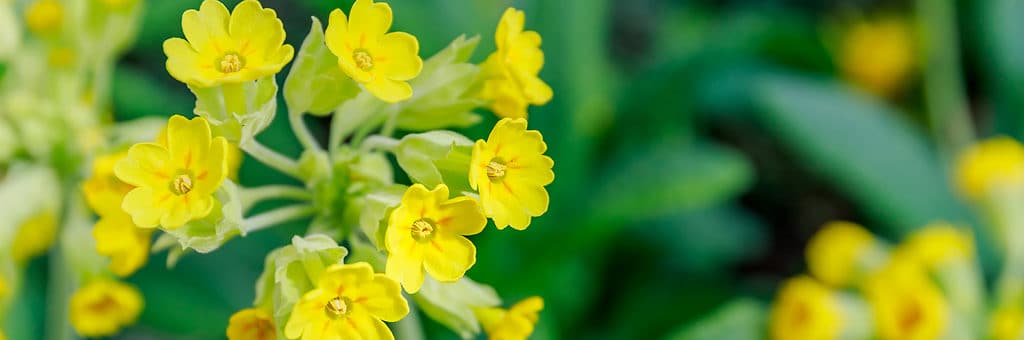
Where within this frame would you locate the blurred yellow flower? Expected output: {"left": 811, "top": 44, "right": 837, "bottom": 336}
{"left": 12, "top": 211, "right": 57, "bottom": 264}
{"left": 805, "top": 221, "right": 882, "bottom": 287}
{"left": 955, "top": 136, "right": 1024, "bottom": 199}
{"left": 991, "top": 305, "right": 1024, "bottom": 340}
{"left": 227, "top": 308, "right": 275, "bottom": 340}
{"left": 0, "top": 272, "right": 8, "bottom": 299}
{"left": 896, "top": 222, "right": 973, "bottom": 268}
{"left": 69, "top": 279, "right": 143, "bottom": 338}
{"left": 163, "top": 0, "right": 294, "bottom": 87}
{"left": 769, "top": 276, "right": 842, "bottom": 340}
{"left": 324, "top": 0, "right": 423, "bottom": 103}
{"left": 865, "top": 259, "right": 948, "bottom": 340}
{"left": 479, "top": 8, "right": 553, "bottom": 119}
{"left": 838, "top": 18, "right": 914, "bottom": 97}
{"left": 284, "top": 262, "right": 409, "bottom": 340}
{"left": 93, "top": 211, "right": 152, "bottom": 277}
{"left": 115, "top": 115, "right": 228, "bottom": 229}
{"left": 83, "top": 151, "right": 134, "bottom": 217}
{"left": 475, "top": 296, "right": 544, "bottom": 340}
{"left": 97, "top": 0, "right": 138, "bottom": 11}
{"left": 469, "top": 118, "right": 554, "bottom": 230}
{"left": 25, "top": 0, "right": 63, "bottom": 37}
{"left": 385, "top": 184, "right": 486, "bottom": 294}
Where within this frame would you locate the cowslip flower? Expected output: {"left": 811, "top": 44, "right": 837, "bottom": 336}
{"left": 157, "top": 124, "right": 243, "bottom": 181}
{"left": 83, "top": 151, "right": 134, "bottom": 217}
{"left": 324, "top": 0, "right": 423, "bottom": 103}
{"left": 24, "top": 0, "right": 63, "bottom": 37}
{"left": 474, "top": 297, "right": 544, "bottom": 340}
{"left": 990, "top": 305, "right": 1024, "bottom": 340}
{"left": 12, "top": 211, "right": 57, "bottom": 263}
{"left": 865, "top": 258, "right": 949, "bottom": 340}
{"left": 769, "top": 276, "right": 843, "bottom": 340}
{"left": 163, "top": 0, "right": 294, "bottom": 87}
{"left": 227, "top": 308, "right": 275, "bottom": 340}
{"left": 385, "top": 184, "right": 486, "bottom": 293}
{"left": 805, "top": 221, "right": 886, "bottom": 287}
{"left": 954, "top": 137, "right": 1024, "bottom": 199}
{"left": 285, "top": 262, "right": 409, "bottom": 340}
{"left": 478, "top": 8, "right": 553, "bottom": 119}
{"left": 69, "top": 279, "right": 144, "bottom": 338}
{"left": 839, "top": 18, "right": 914, "bottom": 97}
{"left": 469, "top": 118, "right": 554, "bottom": 230}
{"left": 93, "top": 211, "right": 152, "bottom": 276}
{"left": 896, "top": 223, "right": 973, "bottom": 268}
{"left": 115, "top": 115, "right": 228, "bottom": 229}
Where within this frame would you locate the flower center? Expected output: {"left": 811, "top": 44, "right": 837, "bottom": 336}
{"left": 324, "top": 297, "right": 352, "bottom": 320}
{"left": 411, "top": 219, "right": 436, "bottom": 241}
{"left": 486, "top": 158, "right": 508, "bottom": 180}
{"left": 353, "top": 49, "right": 374, "bottom": 71}
{"left": 220, "top": 53, "right": 243, "bottom": 73}
{"left": 171, "top": 174, "right": 193, "bottom": 195}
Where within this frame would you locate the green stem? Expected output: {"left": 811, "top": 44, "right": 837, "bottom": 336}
{"left": 359, "top": 135, "right": 400, "bottom": 153}
{"left": 240, "top": 185, "right": 313, "bottom": 212}
{"left": 393, "top": 299, "right": 426, "bottom": 340}
{"left": 917, "top": 0, "right": 975, "bottom": 160}
{"left": 380, "top": 105, "right": 400, "bottom": 137}
{"left": 289, "top": 108, "right": 321, "bottom": 152}
{"left": 240, "top": 140, "right": 303, "bottom": 179}
{"left": 242, "top": 205, "right": 316, "bottom": 234}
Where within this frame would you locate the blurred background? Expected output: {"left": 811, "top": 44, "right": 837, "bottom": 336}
{"left": 8, "top": 0, "right": 1018, "bottom": 338}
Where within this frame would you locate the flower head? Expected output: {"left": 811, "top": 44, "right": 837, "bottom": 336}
{"left": 769, "top": 276, "right": 843, "bottom": 340}
{"left": 896, "top": 222, "right": 974, "bottom": 268}
{"left": 227, "top": 308, "right": 275, "bottom": 340}
{"left": 285, "top": 262, "right": 409, "bottom": 340}
{"left": 955, "top": 137, "right": 1024, "bottom": 199}
{"left": 25, "top": 0, "right": 63, "bottom": 37}
{"left": 805, "top": 221, "right": 885, "bottom": 287}
{"left": 84, "top": 152, "right": 134, "bottom": 217}
{"left": 115, "top": 115, "right": 228, "bottom": 229}
{"left": 469, "top": 118, "right": 554, "bottom": 230}
{"left": 93, "top": 211, "right": 152, "bottom": 276}
{"left": 865, "top": 258, "right": 948, "bottom": 340}
{"left": 163, "top": 0, "right": 294, "bottom": 87}
{"left": 838, "top": 18, "right": 915, "bottom": 97}
{"left": 479, "top": 8, "right": 552, "bottom": 119}
{"left": 12, "top": 211, "right": 57, "bottom": 263}
{"left": 385, "top": 184, "right": 486, "bottom": 293}
{"left": 474, "top": 297, "right": 544, "bottom": 340}
{"left": 324, "top": 0, "right": 423, "bottom": 103}
{"left": 69, "top": 279, "right": 143, "bottom": 338}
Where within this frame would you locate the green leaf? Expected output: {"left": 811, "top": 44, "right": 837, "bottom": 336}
{"left": 284, "top": 17, "right": 359, "bottom": 116}
{"left": 752, "top": 74, "right": 972, "bottom": 235}
{"left": 664, "top": 298, "right": 766, "bottom": 340}
{"left": 413, "top": 277, "right": 501, "bottom": 339}
{"left": 395, "top": 131, "right": 474, "bottom": 194}
{"left": 395, "top": 35, "right": 484, "bottom": 131}
{"left": 979, "top": 0, "right": 1024, "bottom": 138}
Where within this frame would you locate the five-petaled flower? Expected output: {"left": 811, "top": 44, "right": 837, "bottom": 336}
{"left": 227, "top": 308, "right": 276, "bottom": 340}
{"left": 479, "top": 8, "right": 553, "bottom": 119}
{"left": 474, "top": 296, "right": 544, "bottom": 340}
{"left": 163, "top": 0, "right": 294, "bottom": 87}
{"left": 325, "top": 0, "right": 423, "bottom": 103}
{"left": 385, "top": 184, "right": 486, "bottom": 293}
{"left": 115, "top": 115, "right": 228, "bottom": 229}
{"left": 69, "top": 279, "right": 144, "bottom": 338}
{"left": 285, "top": 262, "right": 409, "bottom": 340}
{"left": 470, "top": 118, "right": 554, "bottom": 230}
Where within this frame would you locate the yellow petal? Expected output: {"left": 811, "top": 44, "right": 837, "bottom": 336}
{"left": 163, "top": 38, "right": 204, "bottom": 86}
{"left": 228, "top": 1, "right": 284, "bottom": 55}
{"left": 166, "top": 115, "right": 212, "bottom": 172}
{"left": 495, "top": 8, "right": 525, "bottom": 51}
{"left": 437, "top": 196, "right": 486, "bottom": 236}
{"left": 121, "top": 187, "right": 167, "bottom": 228}
{"left": 348, "top": 0, "right": 392, "bottom": 39}
{"left": 512, "top": 68, "right": 553, "bottom": 105}
{"left": 181, "top": 0, "right": 230, "bottom": 51}
{"left": 385, "top": 247, "right": 424, "bottom": 293}
{"left": 160, "top": 197, "right": 193, "bottom": 229}
{"left": 195, "top": 137, "right": 228, "bottom": 197}
{"left": 352, "top": 274, "right": 409, "bottom": 322}
{"left": 423, "top": 233, "right": 476, "bottom": 282}
{"left": 115, "top": 143, "right": 171, "bottom": 189}
{"left": 380, "top": 32, "right": 421, "bottom": 81}
{"left": 318, "top": 262, "right": 375, "bottom": 291}
{"left": 336, "top": 311, "right": 394, "bottom": 340}
{"left": 505, "top": 180, "right": 549, "bottom": 217}
{"left": 93, "top": 213, "right": 136, "bottom": 254}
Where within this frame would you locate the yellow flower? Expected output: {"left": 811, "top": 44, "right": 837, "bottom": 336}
{"left": 163, "top": 0, "right": 294, "bottom": 87}
{"left": 838, "top": 18, "right": 914, "bottom": 97}
{"left": 324, "top": 0, "right": 423, "bottom": 103}
{"left": 478, "top": 8, "right": 553, "bottom": 119}
{"left": 84, "top": 151, "right": 134, "bottom": 217}
{"left": 93, "top": 211, "right": 152, "bottom": 277}
{"left": 0, "top": 272, "right": 8, "bottom": 299}
{"left": 955, "top": 137, "right": 1024, "bottom": 199}
{"left": 769, "top": 276, "right": 843, "bottom": 340}
{"left": 991, "top": 305, "right": 1024, "bottom": 340}
{"left": 865, "top": 258, "right": 948, "bottom": 340}
{"left": 69, "top": 279, "right": 144, "bottom": 338}
{"left": 469, "top": 118, "right": 554, "bottom": 230}
{"left": 158, "top": 125, "right": 243, "bottom": 181}
{"left": 284, "top": 262, "right": 409, "bottom": 340}
{"left": 96, "top": 0, "right": 139, "bottom": 11}
{"left": 227, "top": 308, "right": 275, "bottom": 340}
{"left": 474, "top": 297, "right": 543, "bottom": 340}
{"left": 25, "top": 0, "right": 63, "bottom": 37}
{"left": 115, "top": 115, "right": 228, "bottom": 229}
{"left": 805, "top": 221, "right": 884, "bottom": 287}
{"left": 896, "top": 222, "right": 974, "bottom": 268}
{"left": 385, "top": 184, "right": 486, "bottom": 293}
{"left": 12, "top": 211, "right": 57, "bottom": 263}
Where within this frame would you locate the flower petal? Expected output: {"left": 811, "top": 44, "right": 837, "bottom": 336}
{"left": 166, "top": 115, "right": 212, "bottom": 171}
{"left": 115, "top": 142, "right": 170, "bottom": 189}
{"left": 352, "top": 274, "right": 408, "bottom": 322}
{"left": 163, "top": 38, "right": 203, "bottom": 85}
{"left": 121, "top": 187, "right": 166, "bottom": 228}
{"left": 385, "top": 246, "right": 424, "bottom": 293}
{"left": 348, "top": 0, "right": 392, "bottom": 39}
{"left": 182, "top": 0, "right": 230, "bottom": 51}
{"left": 340, "top": 311, "right": 395, "bottom": 340}
{"left": 160, "top": 197, "right": 193, "bottom": 229}
{"left": 423, "top": 234, "right": 476, "bottom": 282}
{"left": 228, "top": 0, "right": 285, "bottom": 55}
{"left": 365, "top": 78, "right": 413, "bottom": 103}
{"left": 380, "top": 32, "right": 421, "bottom": 81}
{"left": 437, "top": 197, "right": 486, "bottom": 236}
{"left": 195, "top": 137, "right": 227, "bottom": 197}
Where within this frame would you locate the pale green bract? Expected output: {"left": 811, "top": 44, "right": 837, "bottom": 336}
{"left": 284, "top": 17, "right": 359, "bottom": 117}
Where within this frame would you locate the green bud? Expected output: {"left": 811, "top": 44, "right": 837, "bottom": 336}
{"left": 355, "top": 184, "right": 406, "bottom": 250}
{"left": 152, "top": 179, "right": 245, "bottom": 264}
{"left": 297, "top": 149, "right": 331, "bottom": 183}
{"left": 396, "top": 35, "right": 484, "bottom": 131}
{"left": 190, "top": 76, "right": 278, "bottom": 144}
{"left": 284, "top": 17, "right": 359, "bottom": 116}
{"left": 414, "top": 277, "right": 501, "bottom": 339}
{"left": 395, "top": 131, "right": 474, "bottom": 195}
